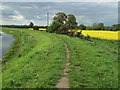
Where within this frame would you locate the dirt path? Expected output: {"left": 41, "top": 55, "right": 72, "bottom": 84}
{"left": 56, "top": 41, "right": 70, "bottom": 88}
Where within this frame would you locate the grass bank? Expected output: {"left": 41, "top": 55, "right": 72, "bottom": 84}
{"left": 2, "top": 28, "right": 118, "bottom": 88}
{"left": 2, "top": 28, "right": 66, "bottom": 88}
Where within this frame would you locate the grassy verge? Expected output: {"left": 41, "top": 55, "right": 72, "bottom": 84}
{"left": 2, "top": 28, "right": 66, "bottom": 88}
{"left": 55, "top": 35, "right": 118, "bottom": 88}
{"left": 2, "top": 28, "right": 118, "bottom": 88}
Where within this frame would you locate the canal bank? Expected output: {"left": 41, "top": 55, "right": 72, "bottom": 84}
{"left": 0, "top": 31, "right": 14, "bottom": 59}
{"left": 1, "top": 28, "right": 23, "bottom": 64}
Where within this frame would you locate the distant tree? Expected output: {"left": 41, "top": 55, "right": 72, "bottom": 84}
{"left": 99, "top": 23, "right": 104, "bottom": 30}
{"left": 86, "top": 26, "right": 92, "bottom": 30}
{"left": 66, "top": 14, "right": 78, "bottom": 29}
{"left": 92, "top": 23, "right": 98, "bottom": 30}
{"left": 29, "top": 22, "right": 34, "bottom": 27}
{"left": 53, "top": 12, "right": 67, "bottom": 24}
{"left": 92, "top": 23, "right": 104, "bottom": 30}
{"left": 109, "top": 26, "right": 117, "bottom": 31}
{"left": 104, "top": 27, "right": 110, "bottom": 31}
{"left": 79, "top": 24, "right": 86, "bottom": 30}
{"left": 112, "top": 24, "right": 120, "bottom": 31}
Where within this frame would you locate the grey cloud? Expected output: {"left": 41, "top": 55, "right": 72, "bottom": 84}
{"left": 2, "top": 0, "right": 120, "bottom": 2}
{"left": 1, "top": 2, "right": 118, "bottom": 26}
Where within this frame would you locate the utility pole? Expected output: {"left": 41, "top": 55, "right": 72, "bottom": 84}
{"left": 47, "top": 13, "right": 49, "bottom": 27}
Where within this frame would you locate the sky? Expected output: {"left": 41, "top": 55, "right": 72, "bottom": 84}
{"left": 1, "top": 0, "right": 120, "bottom": 2}
{"left": 0, "top": 1, "right": 119, "bottom": 26}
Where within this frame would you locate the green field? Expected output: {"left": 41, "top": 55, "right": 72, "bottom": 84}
{"left": 2, "top": 28, "right": 118, "bottom": 88}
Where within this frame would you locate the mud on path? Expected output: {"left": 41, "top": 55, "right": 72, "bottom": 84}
{"left": 56, "top": 41, "right": 70, "bottom": 88}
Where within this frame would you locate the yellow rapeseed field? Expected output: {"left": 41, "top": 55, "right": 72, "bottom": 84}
{"left": 39, "top": 28, "right": 46, "bottom": 31}
{"left": 28, "top": 28, "right": 34, "bottom": 30}
{"left": 28, "top": 28, "right": 47, "bottom": 31}
{"left": 69, "top": 30, "right": 119, "bottom": 40}
{"left": 28, "top": 28, "right": 119, "bottom": 40}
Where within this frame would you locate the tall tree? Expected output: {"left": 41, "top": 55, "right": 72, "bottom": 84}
{"left": 53, "top": 12, "right": 67, "bottom": 24}
{"left": 48, "top": 21, "right": 62, "bottom": 33}
{"left": 66, "top": 14, "right": 78, "bottom": 29}
{"left": 99, "top": 23, "right": 104, "bottom": 30}
{"left": 29, "top": 22, "right": 34, "bottom": 27}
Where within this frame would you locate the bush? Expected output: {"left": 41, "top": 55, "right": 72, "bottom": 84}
{"left": 56, "top": 25, "right": 68, "bottom": 35}
{"left": 68, "top": 31, "right": 76, "bottom": 37}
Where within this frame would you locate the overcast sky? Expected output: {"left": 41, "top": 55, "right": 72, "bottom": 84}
{"left": 1, "top": 1, "right": 119, "bottom": 26}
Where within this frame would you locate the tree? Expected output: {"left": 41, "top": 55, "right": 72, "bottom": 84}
{"left": 86, "top": 26, "right": 92, "bottom": 30}
{"left": 99, "top": 23, "right": 104, "bottom": 30}
{"left": 92, "top": 23, "right": 104, "bottom": 30}
{"left": 48, "top": 12, "right": 79, "bottom": 34}
{"left": 53, "top": 12, "right": 67, "bottom": 24}
{"left": 79, "top": 24, "right": 86, "bottom": 30}
{"left": 29, "top": 22, "right": 34, "bottom": 27}
{"left": 48, "top": 21, "right": 62, "bottom": 33}
{"left": 66, "top": 14, "right": 78, "bottom": 29}
{"left": 112, "top": 24, "right": 120, "bottom": 31}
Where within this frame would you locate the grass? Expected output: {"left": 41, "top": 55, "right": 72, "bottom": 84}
{"left": 2, "top": 28, "right": 66, "bottom": 88}
{"left": 2, "top": 28, "right": 118, "bottom": 88}
{"left": 55, "top": 35, "right": 118, "bottom": 88}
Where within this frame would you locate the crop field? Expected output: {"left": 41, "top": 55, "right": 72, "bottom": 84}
{"left": 2, "top": 28, "right": 118, "bottom": 88}
{"left": 28, "top": 28, "right": 47, "bottom": 31}
{"left": 69, "top": 30, "right": 119, "bottom": 40}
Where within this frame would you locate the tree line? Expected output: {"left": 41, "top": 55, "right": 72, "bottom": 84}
{"left": 1, "top": 12, "right": 119, "bottom": 31}
{"left": 48, "top": 12, "right": 120, "bottom": 33}
{"left": 0, "top": 22, "right": 47, "bottom": 29}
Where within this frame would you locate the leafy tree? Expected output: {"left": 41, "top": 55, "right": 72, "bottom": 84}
{"left": 66, "top": 14, "right": 78, "bottom": 29}
{"left": 48, "top": 21, "right": 62, "bottom": 33}
{"left": 29, "top": 22, "right": 34, "bottom": 27}
{"left": 79, "top": 24, "right": 86, "bottom": 30}
{"left": 48, "top": 12, "right": 79, "bottom": 34}
{"left": 53, "top": 12, "right": 67, "bottom": 24}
